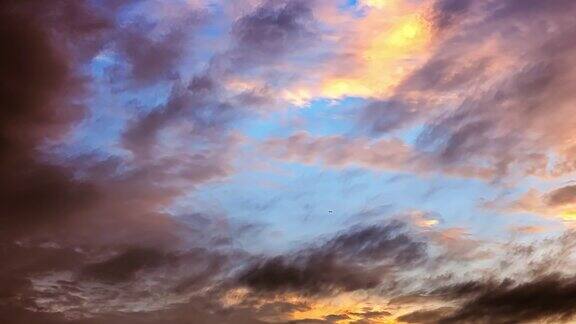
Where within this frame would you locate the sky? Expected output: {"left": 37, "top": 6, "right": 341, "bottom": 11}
{"left": 3, "top": 0, "right": 576, "bottom": 323}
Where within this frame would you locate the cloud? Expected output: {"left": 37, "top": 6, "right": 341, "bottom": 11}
{"left": 0, "top": 1, "right": 249, "bottom": 322}
{"left": 120, "top": 1, "right": 322, "bottom": 162}
{"left": 547, "top": 185, "right": 576, "bottom": 207}
{"left": 359, "top": 100, "right": 418, "bottom": 134}
{"left": 122, "top": 77, "right": 241, "bottom": 159}
{"left": 490, "top": 184, "right": 576, "bottom": 224}
{"left": 81, "top": 247, "right": 169, "bottom": 283}
{"left": 229, "top": 0, "right": 318, "bottom": 67}
{"left": 508, "top": 225, "right": 547, "bottom": 235}
{"left": 112, "top": 17, "right": 199, "bottom": 86}
{"left": 262, "top": 131, "right": 415, "bottom": 171}
{"left": 397, "top": 307, "right": 454, "bottom": 323}
{"left": 430, "top": 0, "right": 473, "bottom": 29}
{"left": 0, "top": 0, "right": 114, "bottom": 237}
{"left": 238, "top": 221, "right": 427, "bottom": 294}
{"left": 0, "top": 77, "right": 115, "bottom": 319}
{"left": 5, "top": 0, "right": 576, "bottom": 323}
{"left": 360, "top": 0, "right": 576, "bottom": 180}
{"left": 0, "top": 296, "right": 268, "bottom": 324}
{"left": 318, "top": 0, "right": 434, "bottom": 100}
{"left": 262, "top": 131, "right": 495, "bottom": 179}
{"left": 436, "top": 275, "right": 576, "bottom": 323}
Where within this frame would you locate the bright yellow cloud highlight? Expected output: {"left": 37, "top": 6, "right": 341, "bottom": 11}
{"left": 321, "top": 78, "right": 374, "bottom": 99}
{"left": 288, "top": 293, "right": 395, "bottom": 323}
{"left": 501, "top": 188, "right": 576, "bottom": 227}
{"left": 319, "top": 7, "right": 433, "bottom": 100}
{"left": 379, "top": 15, "right": 429, "bottom": 51}
{"left": 418, "top": 218, "right": 440, "bottom": 228}
{"left": 560, "top": 210, "right": 576, "bottom": 221}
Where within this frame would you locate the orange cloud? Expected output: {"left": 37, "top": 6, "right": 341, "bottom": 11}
{"left": 509, "top": 225, "right": 547, "bottom": 235}
{"left": 487, "top": 186, "right": 576, "bottom": 226}
{"left": 319, "top": 2, "right": 434, "bottom": 100}
{"left": 289, "top": 293, "right": 393, "bottom": 323}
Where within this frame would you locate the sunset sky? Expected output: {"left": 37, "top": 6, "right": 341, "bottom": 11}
{"left": 3, "top": 0, "right": 576, "bottom": 323}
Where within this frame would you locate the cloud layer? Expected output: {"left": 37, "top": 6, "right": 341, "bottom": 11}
{"left": 3, "top": 0, "right": 576, "bottom": 323}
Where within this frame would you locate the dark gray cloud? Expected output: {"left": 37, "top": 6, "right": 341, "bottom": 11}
{"left": 239, "top": 254, "right": 383, "bottom": 294}
{"left": 110, "top": 5, "right": 206, "bottom": 87}
{"left": 431, "top": 0, "right": 474, "bottom": 29}
{"left": 122, "top": 76, "right": 240, "bottom": 158}
{"left": 488, "top": 0, "right": 575, "bottom": 19}
{"left": 0, "top": 4, "right": 118, "bottom": 318}
{"left": 546, "top": 185, "right": 576, "bottom": 206}
{"left": 360, "top": 100, "right": 417, "bottom": 134}
{"left": 436, "top": 275, "right": 576, "bottom": 323}
{"left": 288, "top": 319, "right": 329, "bottom": 324}
{"left": 238, "top": 221, "right": 427, "bottom": 294}
{"left": 0, "top": 1, "right": 245, "bottom": 322}
{"left": 400, "top": 55, "right": 493, "bottom": 95}
{"left": 0, "top": 0, "right": 119, "bottom": 237}
{"left": 81, "top": 247, "right": 168, "bottom": 283}
{"left": 113, "top": 22, "right": 187, "bottom": 86}
{"left": 0, "top": 297, "right": 268, "bottom": 324}
{"left": 229, "top": 0, "right": 317, "bottom": 67}
{"left": 397, "top": 307, "right": 454, "bottom": 324}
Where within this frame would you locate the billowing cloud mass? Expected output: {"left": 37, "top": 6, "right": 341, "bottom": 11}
{"left": 238, "top": 221, "right": 427, "bottom": 294}
{"left": 3, "top": 0, "right": 576, "bottom": 323}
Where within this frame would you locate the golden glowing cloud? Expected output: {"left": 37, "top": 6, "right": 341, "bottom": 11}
{"left": 417, "top": 218, "right": 440, "bottom": 228}
{"left": 408, "top": 210, "right": 440, "bottom": 229}
{"left": 493, "top": 188, "right": 576, "bottom": 227}
{"left": 284, "top": 291, "right": 449, "bottom": 324}
{"left": 560, "top": 210, "right": 576, "bottom": 222}
{"left": 317, "top": 2, "right": 433, "bottom": 100}
{"left": 257, "top": 292, "right": 393, "bottom": 323}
